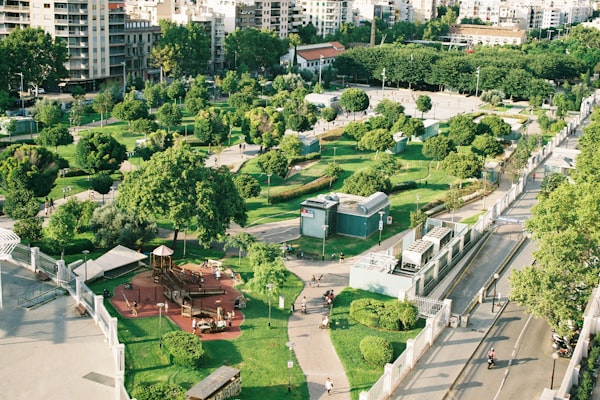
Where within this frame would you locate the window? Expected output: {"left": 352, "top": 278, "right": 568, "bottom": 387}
{"left": 43, "top": 3, "right": 50, "bottom": 7}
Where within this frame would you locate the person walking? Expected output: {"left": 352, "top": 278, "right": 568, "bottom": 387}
{"left": 325, "top": 377, "right": 334, "bottom": 395}
{"left": 132, "top": 301, "right": 138, "bottom": 317}
{"left": 339, "top": 252, "right": 345, "bottom": 264}
{"left": 192, "top": 317, "right": 198, "bottom": 334}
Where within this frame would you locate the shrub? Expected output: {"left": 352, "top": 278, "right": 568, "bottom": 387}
{"left": 360, "top": 336, "right": 394, "bottom": 367}
{"left": 162, "top": 331, "right": 205, "bottom": 368}
{"left": 390, "top": 181, "right": 417, "bottom": 193}
{"left": 288, "top": 152, "right": 321, "bottom": 165}
{"left": 35, "top": 237, "right": 94, "bottom": 257}
{"left": 131, "top": 382, "right": 186, "bottom": 400}
{"left": 350, "top": 298, "right": 419, "bottom": 331}
{"left": 269, "top": 175, "right": 335, "bottom": 204}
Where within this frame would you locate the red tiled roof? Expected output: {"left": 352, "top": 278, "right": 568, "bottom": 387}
{"left": 298, "top": 45, "right": 345, "bottom": 61}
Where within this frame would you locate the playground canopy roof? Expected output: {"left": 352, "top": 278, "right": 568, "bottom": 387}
{"left": 153, "top": 245, "right": 174, "bottom": 256}
{"left": 73, "top": 245, "right": 147, "bottom": 282}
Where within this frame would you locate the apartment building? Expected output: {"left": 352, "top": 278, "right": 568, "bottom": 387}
{"left": 460, "top": 0, "right": 591, "bottom": 29}
{"left": 279, "top": 41, "right": 346, "bottom": 71}
{"left": 125, "top": 19, "right": 161, "bottom": 82}
{"left": 446, "top": 23, "right": 528, "bottom": 45}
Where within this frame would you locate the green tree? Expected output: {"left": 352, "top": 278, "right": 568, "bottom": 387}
{"left": 448, "top": 114, "right": 477, "bottom": 146}
{"left": 374, "top": 153, "right": 400, "bottom": 177}
{"left": 35, "top": 124, "right": 73, "bottom": 152}
{"left": 246, "top": 241, "right": 287, "bottom": 295}
{"left": 75, "top": 131, "right": 127, "bottom": 174}
{"left": 152, "top": 20, "right": 210, "bottom": 78}
{"left": 117, "top": 143, "right": 246, "bottom": 247}
{"left": 279, "top": 134, "right": 302, "bottom": 157}
{"left": 358, "top": 128, "right": 394, "bottom": 154}
{"left": 344, "top": 121, "right": 369, "bottom": 142}
{"left": 374, "top": 99, "right": 405, "bottom": 127}
{"left": 234, "top": 174, "right": 261, "bottom": 199}
{"left": 157, "top": 102, "right": 182, "bottom": 132}
{"left": 71, "top": 86, "right": 86, "bottom": 101}
{"left": 477, "top": 115, "right": 511, "bottom": 137}
{"left": 342, "top": 169, "right": 391, "bottom": 196}
{"left": 185, "top": 75, "right": 210, "bottom": 115}
{"left": 143, "top": 81, "right": 167, "bottom": 111}
{"left": 244, "top": 107, "right": 285, "bottom": 148}
{"left": 472, "top": 134, "right": 503, "bottom": 157}
{"left": 91, "top": 203, "right": 157, "bottom": 249}
{"left": 91, "top": 172, "right": 114, "bottom": 204}
{"left": 224, "top": 27, "right": 288, "bottom": 72}
{"left": 416, "top": 95, "right": 432, "bottom": 118}
{"left": 45, "top": 205, "right": 76, "bottom": 259}
{"left": 112, "top": 92, "right": 149, "bottom": 127}
{"left": 539, "top": 173, "right": 567, "bottom": 199}
{"left": 1, "top": 27, "right": 68, "bottom": 90}
{"left": 501, "top": 69, "right": 534, "bottom": 100}
{"left": 441, "top": 151, "right": 483, "bottom": 187}
{"left": 221, "top": 70, "right": 239, "bottom": 96}
{"left": 92, "top": 90, "right": 115, "bottom": 128}
{"left": 0, "top": 144, "right": 59, "bottom": 197}
{"left": 410, "top": 209, "right": 427, "bottom": 228}
{"left": 194, "top": 107, "right": 228, "bottom": 146}
{"left": 31, "top": 98, "right": 63, "bottom": 128}
{"left": 224, "top": 232, "right": 257, "bottom": 267}
{"left": 324, "top": 162, "right": 344, "bottom": 188}
{"left": 340, "top": 88, "right": 369, "bottom": 119}
{"left": 444, "top": 187, "right": 465, "bottom": 222}
{"left": 3, "top": 187, "right": 42, "bottom": 244}
{"left": 131, "top": 118, "right": 159, "bottom": 137}
{"left": 257, "top": 150, "right": 288, "bottom": 177}
{"left": 422, "top": 135, "right": 455, "bottom": 167}
{"left": 321, "top": 107, "right": 338, "bottom": 128}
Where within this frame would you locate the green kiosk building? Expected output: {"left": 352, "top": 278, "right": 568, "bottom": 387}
{"left": 300, "top": 192, "right": 390, "bottom": 239}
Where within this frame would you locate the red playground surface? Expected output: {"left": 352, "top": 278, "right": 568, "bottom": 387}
{"left": 109, "top": 265, "right": 244, "bottom": 341}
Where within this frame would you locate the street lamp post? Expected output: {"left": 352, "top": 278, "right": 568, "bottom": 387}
{"left": 121, "top": 61, "right": 127, "bottom": 97}
{"left": 111, "top": 185, "right": 117, "bottom": 201}
{"left": 319, "top": 55, "right": 324, "bottom": 86}
{"left": 416, "top": 195, "right": 420, "bottom": 211}
{"left": 286, "top": 341, "right": 295, "bottom": 392}
{"left": 82, "top": 250, "right": 90, "bottom": 283}
{"left": 492, "top": 272, "right": 500, "bottom": 313}
{"left": 551, "top": 351, "right": 559, "bottom": 389}
{"left": 333, "top": 147, "right": 337, "bottom": 162}
{"left": 378, "top": 211, "right": 385, "bottom": 245}
{"left": 266, "top": 283, "right": 274, "bottom": 328}
{"left": 267, "top": 173, "right": 272, "bottom": 204}
{"left": 475, "top": 66, "right": 481, "bottom": 97}
{"left": 381, "top": 67, "right": 386, "bottom": 96}
{"left": 16, "top": 72, "right": 24, "bottom": 115}
{"left": 157, "top": 302, "right": 165, "bottom": 347}
{"left": 482, "top": 170, "right": 487, "bottom": 210}
{"left": 322, "top": 224, "right": 329, "bottom": 261}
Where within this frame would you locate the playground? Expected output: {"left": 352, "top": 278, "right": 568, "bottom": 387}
{"left": 109, "top": 261, "right": 245, "bottom": 341}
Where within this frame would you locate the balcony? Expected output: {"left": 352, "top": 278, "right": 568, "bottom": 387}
{"left": 0, "top": 15, "right": 29, "bottom": 23}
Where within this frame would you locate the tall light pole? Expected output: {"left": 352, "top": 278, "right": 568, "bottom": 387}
{"left": 82, "top": 250, "right": 90, "bottom": 283}
{"left": 157, "top": 302, "right": 165, "bottom": 347}
{"left": 475, "top": 66, "right": 481, "bottom": 97}
{"left": 547, "top": 29, "right": 554, "bottom": 40}
{"left": 381, "top": 67, "right": 386, "bottom": 96}
{"left": 286, "top": 341, "right": 295, "bottom": 392}
{"left": 491, "top": 272, "right": 500, "bottom": 313}
{"left": 333, "top": 147, "right": 337, "bottom": 162}
{"left": 378, "top": 211, "right": 385, "bottom": 246}
{"left": 551, "top": 351, "right": 559, "bottom": 389}
{"left": 482, "top": 170, "right": 487, "bottom": 210}
{"left": 267, "top": 173, "right": 272, "bottom": 204}
{"left": 16, "top": 72, "right": 24, "bottom": 115}
{"left": 319, "top": 54, "right": 324, "bottom": 86}
{"left": 266, "top": 283, "right": 274, "bottom": 328}
{"left": 416, "top": 195, "right": 420, "bottom": 211}
{"left": 121, "top": 61, "right": 127, "bottom": 97}
{"left": 322, "top": 224, "right": 329, "bottom": 261}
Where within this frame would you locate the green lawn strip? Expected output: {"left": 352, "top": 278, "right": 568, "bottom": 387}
{"left": 330, "top": 288, "right": 425, "bottom": 400}
{"left": 89, "top": 255, "right": 309, "bottom": 399}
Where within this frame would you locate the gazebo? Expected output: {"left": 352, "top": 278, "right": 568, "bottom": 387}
{"left": 152, "top": 245, "right": 174, "bottom": 283}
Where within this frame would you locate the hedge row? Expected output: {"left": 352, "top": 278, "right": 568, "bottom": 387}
{"left": 270, "top": 175, "right": 336, "bottom": 204}
{"left": 350, "top": 298, "right": 419, "bottom": 331}
{"left": 390, "top": 181, "right": 417, "bottom": 194}
{"left": 287, "top": 152, "right": 321, "bottom": 165}
{"left": 162, "top": 331, "right": 205, "bottom": 368}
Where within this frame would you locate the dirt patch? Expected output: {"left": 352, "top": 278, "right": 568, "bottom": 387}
{"left": 287, "top": 159, "right": 321, "bottom": 179}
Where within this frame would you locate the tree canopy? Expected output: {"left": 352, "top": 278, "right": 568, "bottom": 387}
{"left": 75, "top": 131, "right": 127, "bottom": 174}
{"left": 0, "top": 144, "right": 59, "bottom": 197}
{"left": 117, "top": 142, "right": 247, "bottom": 247}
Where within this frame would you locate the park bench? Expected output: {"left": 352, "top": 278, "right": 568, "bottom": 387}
{"left": 75, "top": 303, "right": 88, "bottom": 317}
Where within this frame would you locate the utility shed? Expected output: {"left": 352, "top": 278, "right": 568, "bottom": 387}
{"left": 336, "top": 192, "right": 390, "bottom": 239}
{"left": 401, "top": 239, "right": 434, "bottom": 272}
{"left": 422, "top": 226, "right": 453, "bottom": 252}
{"left": 186, "top": 366, "right": 241, "bottom": 400}
{"left": 300, "top": 196, "right": 338, "bottom": 239}
{"left": 389, "top": 132, "right": 408, "bottom": 154}
{"left": 299, "top": 136, "right": 320, "bottom": 155}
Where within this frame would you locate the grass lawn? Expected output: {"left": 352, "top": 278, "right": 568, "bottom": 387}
{"left": 330, "top": 288, "right": 425, "bottom": 400}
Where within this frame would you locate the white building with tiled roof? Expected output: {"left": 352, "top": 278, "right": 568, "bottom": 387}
{"left": 280, "top": 42, "right": 346, "bottom": 72}
{"left": 446, "top": 24, "right": 527, "bottom": 46}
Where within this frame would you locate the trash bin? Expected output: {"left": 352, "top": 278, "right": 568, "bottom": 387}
{"left": 461, "top": 314, "right": 470, "bottom": 328}
{"left": 450, "top": 315, "right": 459, "bottom": 328}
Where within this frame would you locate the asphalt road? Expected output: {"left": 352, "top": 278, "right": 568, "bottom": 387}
{"left": 447, "top": 301, "right": 569, "bottom": 400}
